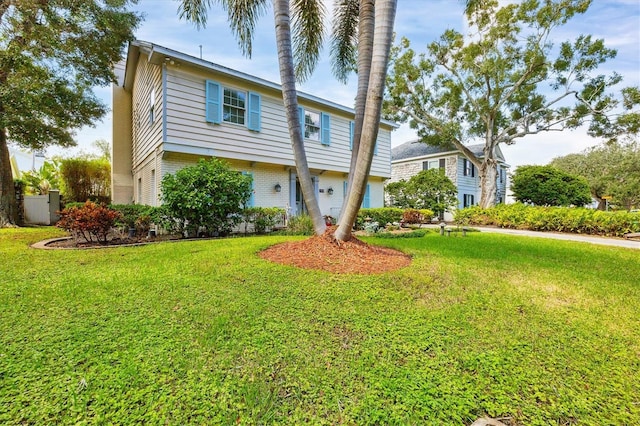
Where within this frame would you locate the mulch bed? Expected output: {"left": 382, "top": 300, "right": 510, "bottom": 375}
{"left": 259, "top": 227, "right": 412, "bottom": 274}
{"left": 43, "top": 234, "right": 179, "bottom": 249}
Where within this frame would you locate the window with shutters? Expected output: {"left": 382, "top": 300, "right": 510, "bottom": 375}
{"left": 463, "top": 159, "right": 475, "bottom": 177}
{"left": 205, "top": 80, "right": 260, "bottom": 131}
{"left": 299, "top": 107, "right": 330, "bottom": 145}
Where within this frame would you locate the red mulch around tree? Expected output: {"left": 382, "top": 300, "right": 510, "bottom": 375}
{"left": 259, "top": 227, "right": 412, "bottom": 274}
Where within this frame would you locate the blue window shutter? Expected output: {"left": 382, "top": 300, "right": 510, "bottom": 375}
{"left": 321, "top": 112, "right": 330, "bottom": 146}
{"left": 242, "top": 172, "right": 254, "bottom": 207}
{"left": 362, "top": 184, "right": 371, "bottom": 208}
{"left": 205, "top": 80, "right": 221, "bottom": 124}
{"left": 343, "top": 180, "right": 348, "bottom": 199}
{"left": 349, "top": 121, "right": 354, "bottom": 151}
{"left": 247, "top": 92, "right": 261, "bottom": 131}
{"left": 298, "top": 106, "right": 305, "bottom": 139}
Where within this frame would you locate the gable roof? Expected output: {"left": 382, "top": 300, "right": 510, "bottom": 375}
{"left": 392, "top": 139, "right": 506, "bottom": 163}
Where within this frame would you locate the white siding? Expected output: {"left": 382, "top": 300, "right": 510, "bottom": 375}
{"left": 163, "top": 65, "right": 392, "bottom": 178}
{"left": 133, "top": 150, "right": 161, "bottom": 206}
{"left": 131, "top": 56, "right": 163, "bottom": 170}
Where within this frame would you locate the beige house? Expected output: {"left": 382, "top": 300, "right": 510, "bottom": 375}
{"left": 112, "top": 40, "right": 395, "bottom": 218}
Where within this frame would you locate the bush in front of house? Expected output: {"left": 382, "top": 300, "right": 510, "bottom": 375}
{"left": 57, "top": 201, "right": 122, "bottom": 244}
{"left": 356, "top": 208, "right": 404, "bottom": 229}
{"left": 110, "top": 204, "right": 158, "bottom": 236}
{"left": 243, "top": 207, "right": 286, "bottom": 234}
{"left": 160, "top": 159, "right": 253, "bottom": 238}
{"left": 455, "top": 203, "right": 640, "bottom": 237}
{"left": 281, "top": 214, "right": 315, "bottom": 235}
{"left": 401, "top": 208, "right": 434, "bottom": 226}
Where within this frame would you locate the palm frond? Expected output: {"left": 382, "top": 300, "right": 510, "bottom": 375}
{"left": 330, "top": 0, "right": 359, "bottom": 84}
{"left": 223, "top": 0, "right": 269, "bottom": 58}
{"left": 178, "top": 0, "right": 214, "bottom": 29}
{"left": 290, "top": 0, "right": 325, "bottom": 82}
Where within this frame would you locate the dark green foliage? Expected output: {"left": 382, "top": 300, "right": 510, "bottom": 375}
{"left": 386, "top": 169, "right": 458, "bottom": 215}
{"left": 160, "top": 158, "right": 252, "bottom": 237}
{"left": 551, "top": 141, "right": 640, "bottom": 210}
{"left": 455, "top": 203, "right": 640, "bottom": 237}
{"left": 0, "top": 0, "right": 140, "bottom": 226}
{"left": 56, "top": 201, "right": 121, "bottom": 243}
{"left": 110, "top": 204, "right": 158, "bottom": 236}
{"left": 511, "top": 165, "right": 591, "bottom": 206}
{"left": 243, "top": 207, "right": 286, "bottom": 234}
{"left": 59, "top": 158, "right": 111, "bottom": 204}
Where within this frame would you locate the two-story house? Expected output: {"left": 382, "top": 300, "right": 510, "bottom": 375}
{"left": 390, "top": 140, "right": 509, "bottom": 220}
{"left": 112, "top": 40, "right": 395, "bottom": 218}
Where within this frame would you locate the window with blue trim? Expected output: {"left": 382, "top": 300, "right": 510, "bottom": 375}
{"left": 299, "top": 107, "right": 330, "bottom": 145}
{"left": 205, "top": 80, "right": 260, "bottom": 131}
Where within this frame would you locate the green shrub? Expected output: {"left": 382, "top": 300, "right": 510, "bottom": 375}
{"left": 356, "top": 208, "right": 404, "bottom": 229}
{"left": 56, "top": 201, "right": 121, "bottom": 243}
{"left": 161, "top": 159, "right": 252, "bottom": 237}
{"left": 110, "top": 204, "right": 158, "bottom": 236}
{"left": 59, "top": 158, "right": 111, "bottom": 203}
{"left": 455, "top": 203, "right": 640, "bottom": 237}
{"left": 284, "top": 214, "right": 314, "bottom": 235}
{"left": 373, "top": 229, "right": 428, "bottom": 238}
{"left": 243, "top": 207, "right": 286, "bottom": 234}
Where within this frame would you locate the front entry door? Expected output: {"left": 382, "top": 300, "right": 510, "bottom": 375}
{"left": 289, "top": 171, "right": 318, "bottom": 216}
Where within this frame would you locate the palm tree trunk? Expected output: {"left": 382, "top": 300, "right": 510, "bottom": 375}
{"left": 344, "top": 0, "right": 374, "bottom": 201}
{"left": 273, "top": 0, "right": 326, "bottom": 235}
{"left": 335, "top": 0, "right": 396, "bottom": 242}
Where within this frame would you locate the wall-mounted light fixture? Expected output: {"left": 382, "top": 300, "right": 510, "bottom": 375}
{"left": 274, "top": 183, "right": 282, "bottom": 193}
{"left": 327, "top": 187, "right": 334, "bottom": 195}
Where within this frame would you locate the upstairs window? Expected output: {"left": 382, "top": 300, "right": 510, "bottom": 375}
{"left": 463, "top": 159, "right": 475, "bottom": 177}
{"left": 223, "top": 88, "right": 246, "bottom": 125}
{"left": 304, "top": 110, "right": 321, "bottom": 141}
{"left": 205, "top": 80, "right": 260, "bottom": 131}
{"left": 299, "top": 107, "right": 330, "bottom": 145}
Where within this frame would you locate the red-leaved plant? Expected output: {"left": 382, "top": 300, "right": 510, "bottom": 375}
{"left": 57, "top": 201, "right": 122, "bottom": 244}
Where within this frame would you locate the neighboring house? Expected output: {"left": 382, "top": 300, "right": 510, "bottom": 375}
{"left": 390, "top": 140, "right": 509, "bottom": 220}
{"left": 112, "top": 40, "right": 396, "bottom": 219}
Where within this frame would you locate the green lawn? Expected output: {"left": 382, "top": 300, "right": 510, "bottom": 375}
{"left": 1, "top": 227, "right": 638, "bottom": 425}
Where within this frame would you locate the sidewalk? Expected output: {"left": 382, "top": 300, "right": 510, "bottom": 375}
{"left": 471, "top": 226, "right": 640, "bottom": 250}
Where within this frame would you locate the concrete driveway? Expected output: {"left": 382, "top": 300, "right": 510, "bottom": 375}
{"left": 472, "top": 226, "right": 640, "bottom": 250}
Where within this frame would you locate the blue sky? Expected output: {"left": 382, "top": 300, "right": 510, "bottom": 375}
{"left": 66, "top": 0, "right": 639, "bottom": 168}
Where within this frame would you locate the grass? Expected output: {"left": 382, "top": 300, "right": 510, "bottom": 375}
{"left": 1, "top": 227, "right": 639, "bottom": 425}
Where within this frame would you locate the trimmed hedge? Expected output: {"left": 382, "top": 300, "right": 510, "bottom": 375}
{"left": 455, "top": 203, "right": 640, "bottom": 237}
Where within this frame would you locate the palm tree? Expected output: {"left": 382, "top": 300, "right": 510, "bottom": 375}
{"left": 179, "top": 0, "right": 327, "bottom": 235}
{"left": 180, "top": 0, "right": 398, "bottom": 241}
{"left": 332, "top": 0, "right": 397, "bottom": 242}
